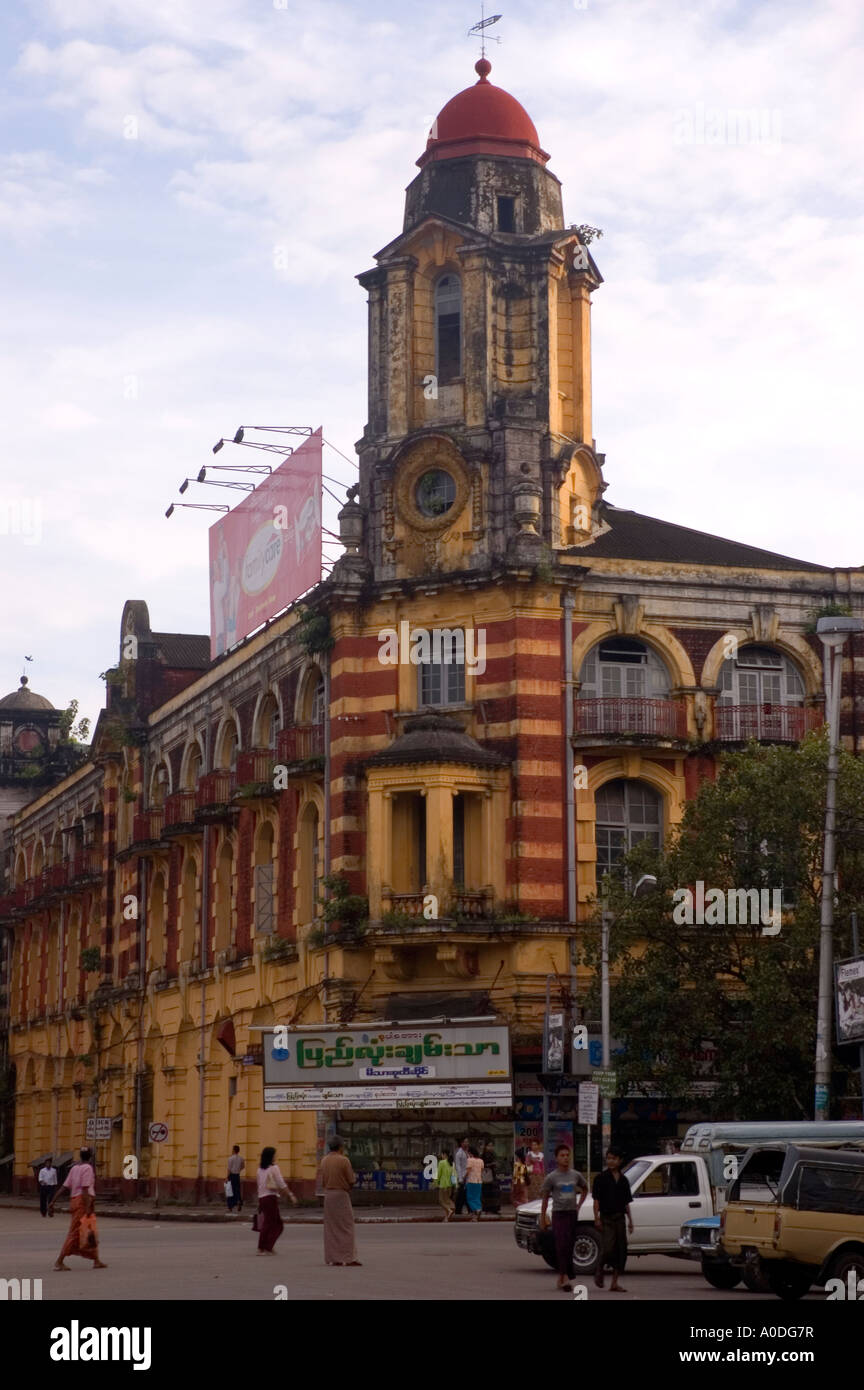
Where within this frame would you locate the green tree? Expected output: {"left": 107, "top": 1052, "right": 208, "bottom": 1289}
{"left": 581, "top": 733, "right": 864, "bottom": 1119}
{"left": 59, "top": 699, "right": 91, "bottom": 745}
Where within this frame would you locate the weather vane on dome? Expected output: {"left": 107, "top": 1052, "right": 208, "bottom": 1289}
{"left": 468, "top": 5, "right": 502, "bottom": 60}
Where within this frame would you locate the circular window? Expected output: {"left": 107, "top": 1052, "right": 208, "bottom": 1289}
{"left": 14, "top": 728, "right": 43, "bottom": 755}
{"left": 415, "top": 469, "right": 456, "bottom": 518}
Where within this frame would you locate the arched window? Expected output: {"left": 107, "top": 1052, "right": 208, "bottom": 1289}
{"left": 256, "top": 693, "right": 280, "bottom": 749}
{"left": 310, "top": 677, "right": 326, "bottom": 727}
{"left": 297, "top": 803, "right": 321, "bottom": 926}
{"left": 595, "top": 779, "right": 663, "bottom": 880}
{"left": 150, "top": 763, "right": 169, "bottom": 808}
{"left": 435, "top": 274, "right": 462, "bottom": 384}
{"left": 183, "top": 742, "right": 203, "bottom": 791}
{"left": 579, "top": 638, "right": 670, "bottom": 700}
{"left": 218, "top": 720, "right": 239, "bottom": 772}
{"left": 719, "top": 645, "right": 803, "bottom": 706}
{"left": 717, "top": 645, "right": 805, "bottom": 741}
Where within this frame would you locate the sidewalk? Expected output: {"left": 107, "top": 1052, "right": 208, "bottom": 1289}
{"left": 0, "top": 1195, "right": 515, "bottom": 1225}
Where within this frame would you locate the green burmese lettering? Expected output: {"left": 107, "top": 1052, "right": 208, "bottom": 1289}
{"left": 297, "top": 1039, "right": 326, "bottom": 1068}
{"left": 423, "top": 1033, "right": 444, "bottom": 1057}
{"left": 324, "top": 1036, "right": 355, "bottom": 1067}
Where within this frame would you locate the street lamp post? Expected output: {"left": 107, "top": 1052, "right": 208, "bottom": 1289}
{"left": 814, "top": 616, "right": 864, "bottom": 1121}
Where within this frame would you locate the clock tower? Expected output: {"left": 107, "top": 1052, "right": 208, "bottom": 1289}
{"left": 355, "top": 58, "right": 605, "bottom": 582}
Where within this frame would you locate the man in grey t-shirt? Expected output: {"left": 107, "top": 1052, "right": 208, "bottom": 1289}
{"left": 539, "top": 1144, "right": 589, "bottom": 1290}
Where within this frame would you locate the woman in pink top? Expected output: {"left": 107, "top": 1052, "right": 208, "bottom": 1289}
{"left": 256, "top": 1146, "right": 298, "bottom": 1254}
{"left": 51, "top": 1147, "right": 107, "bottom": 1270}
{"left": 465, "top": 1148, "right": 484, "bottom": 1221}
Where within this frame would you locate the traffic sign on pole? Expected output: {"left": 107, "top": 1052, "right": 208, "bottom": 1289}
{"left": 578, "top": 1082, "right": 599, "bottom": 1126}
{"left": 149, "top": 1122, "right": 168, "bottom": 1144}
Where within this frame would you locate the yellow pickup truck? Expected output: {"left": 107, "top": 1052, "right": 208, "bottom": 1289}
{"left": 720, "top": 1143, "right": 864, "bottom": 1300}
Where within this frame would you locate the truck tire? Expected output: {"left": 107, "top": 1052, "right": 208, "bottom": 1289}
{"left": 742, "top": 1263, "right": 771, "bottom": 1294}
{"left": 571, "top": 1225, "right": 602, "bottom": 1273}
{"left": 826, "top": 1248, "right": 864, "bottom": 1287}
{"left": 701, "top": 1259, "right": 741, "bottom": 1290}
{"left": 541, "top": 1225, "right": 601, "bottom": 1273}
{"left": 765, "top": 1264, "right": 813, "bottom": 1301}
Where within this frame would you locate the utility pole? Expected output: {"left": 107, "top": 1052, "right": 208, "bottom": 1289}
{"left": 814, "top": 617, "right": 863, "bottom": 1119}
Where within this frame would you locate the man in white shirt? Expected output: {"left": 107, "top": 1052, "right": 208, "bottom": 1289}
{"left": 453, "top": 1137, "right": 470, "bottom": 1216}
{"left": 38, "top": 1157, "right": 58, "bottom": 1218}
{"left": 226, "top": 1146, "right": 245, "bottom": 1213}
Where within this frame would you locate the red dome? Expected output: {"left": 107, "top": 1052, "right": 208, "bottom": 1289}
{"left": 418, "top": 60, "right": 549, "bottom": 167}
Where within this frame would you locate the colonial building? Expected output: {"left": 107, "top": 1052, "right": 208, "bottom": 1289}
{"left": 2, "top": 59, "right": 862, "bottom": 1197}
{"left": 0, "top": 675, "right": 89, "bottom": 1189}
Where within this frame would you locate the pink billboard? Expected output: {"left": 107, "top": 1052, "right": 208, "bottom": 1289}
{"left": 209, "top": 428, "right": 322, "bottom": 658}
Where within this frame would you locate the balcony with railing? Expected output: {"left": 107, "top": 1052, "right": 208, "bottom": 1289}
{"left": 67, "top": 848, "right": 102, "bottom": 885}
{"left": 0, "top": 885, "right": 29, "bottom": 918}
{"left": 163, "top": 789, "right": 198, "bottom": 832}
{"left": 381, "top": 892, "right": 426, "bottom": 919}
{"left": 574, "top": 696, "right": 688, "bottom": 742}
{"left": 42, "top": 863, "right": 67, "bottom": 893}
{"left": 450, "top": 888, "right": 494, "bottom": 919}
{"left": 130, "top": 808, "right": 166, "bottom": 846}
{"left": 195, "top": 770, "right": 237, "bottom": 817}
{"left": 377, "top": 887, "right": 495, "bottom": 927}
{"left": 714, "top": 703, "right": 822, "bottom": 743}
{"left": 276, "top": 724, "right": 325, "bottom": 773}
{"left": 234, "top": 748, "right": 276, "bottom": 796}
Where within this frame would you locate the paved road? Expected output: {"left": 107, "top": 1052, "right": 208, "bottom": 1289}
{"left": 0, "top": 1208, "right": 826, "bottom": 1302}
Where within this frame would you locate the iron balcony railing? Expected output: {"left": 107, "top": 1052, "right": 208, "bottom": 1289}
{"left": 195, "top": 771, "right": 235, "bottom": 811}
{"left": 0, "top": 886, "right": 28, "bottom": 916}
{"left": 67, "top": 849, "right": 101, "bottom": 883}
{"left": 276, "top": 724, "right": 325, "bottom": 765}
{"left": 714, "top": 703, "right": 821, "bottom": 743}
{"left": 235, "top": 749, "right": 276, "bottom": 787}
{"left": 164, "top": 790, "right": 197, "bottom": 828}
{"left": 574, "top": 696, "right": 687, "bottom": 740}
{"left": 132, "top": 808, "right": 165, "bottom": 843}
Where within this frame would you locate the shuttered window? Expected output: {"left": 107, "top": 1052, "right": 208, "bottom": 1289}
{"left": 254, "top": 863, "right": 274, "bottom": 936}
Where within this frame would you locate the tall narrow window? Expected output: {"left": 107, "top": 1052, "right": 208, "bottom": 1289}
{"left": 419, "top": 634, "right": 466, "bottom": 707}
{"left": 310, "top": 676, "right": 326, "bottom": 726}
{"left": 595, "top": 779, "right": 662, "bottom": 881}
{"left": 453, "top": 794, "right": 465, "bottom": 887}
{"left": 435, "top": 275, "right": 462, "bottom": 383}
{"left": 417, "top": 797, "right": 427, "bottom": 889}
{"left": 497, "top": 195, "right": 516, "bottom": 232}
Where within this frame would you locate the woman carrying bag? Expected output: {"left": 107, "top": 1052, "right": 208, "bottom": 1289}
{"left": 255, "top": 1146, "right": 298, "bottom": 1255}
{"left": 51, "top": 1146, "right": 107, "bottom": 1271}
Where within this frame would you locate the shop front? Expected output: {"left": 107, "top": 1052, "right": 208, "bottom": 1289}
{"left": 261, "top": 1019, "right": 513, "bottom": 1203}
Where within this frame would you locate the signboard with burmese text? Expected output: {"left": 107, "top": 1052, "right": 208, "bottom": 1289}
{"left": 262, "top": 1023, "right": 511, "bottom": 1111}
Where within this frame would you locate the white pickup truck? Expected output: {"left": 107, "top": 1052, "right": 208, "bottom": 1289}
{"left": 514, "top": 1121, "right": 864, "bottom": 1282}
{"left": 514, "top": 1152, "right": 712, "bottom": 1275}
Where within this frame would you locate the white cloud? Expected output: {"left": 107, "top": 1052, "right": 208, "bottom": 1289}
{"left": 1, "top": 0, "right": 862, "bottom": 726}
{"left": 41, "top": 402, "right": 103, "bottom": 430}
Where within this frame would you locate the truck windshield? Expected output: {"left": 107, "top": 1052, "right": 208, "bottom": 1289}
{"left": 624, "top": 1160, "right": 651, "bottom": 1188}
{"left": 731, "top": 1150, "right": 784, "bottom": 1203}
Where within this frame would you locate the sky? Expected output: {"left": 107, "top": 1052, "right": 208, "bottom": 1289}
{"left": 0, "top": 0, "right": 861, "bottom": 729}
